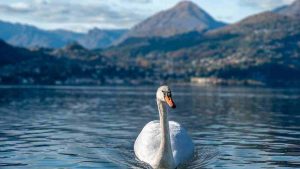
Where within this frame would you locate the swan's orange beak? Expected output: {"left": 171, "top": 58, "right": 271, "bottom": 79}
{"left": 165, "top": 96, "right": 176, "bottom": 109}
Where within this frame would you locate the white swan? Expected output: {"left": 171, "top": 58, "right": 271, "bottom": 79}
{"left": 134, "top": 86, "right": 194, "bottom": 169}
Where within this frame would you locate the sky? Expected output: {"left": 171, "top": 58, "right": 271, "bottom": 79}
{"left": 0, "top": 0, "right": 296, "bottom": 32}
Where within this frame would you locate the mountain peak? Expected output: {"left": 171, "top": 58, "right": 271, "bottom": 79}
{"left": 117, "top": 0, "right": 225, "bottom": 42}
{"left": 174, "top": 1, "right": 198, "bottom": 9}
{"left": 172, "top": 1, "right": 208, "bottom": 17}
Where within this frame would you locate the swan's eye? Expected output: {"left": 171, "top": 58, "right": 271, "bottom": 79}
{"left": 163, "top": 91, "right": 171, "bottom": 97}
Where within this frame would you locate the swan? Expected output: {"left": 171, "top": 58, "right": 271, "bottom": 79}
{"left": 134, "top": 85, "right": 194, "bottom": 169}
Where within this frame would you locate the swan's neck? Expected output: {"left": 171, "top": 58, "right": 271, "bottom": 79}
{"left": 153, "top": 99, "right": 175, "bottom": 168}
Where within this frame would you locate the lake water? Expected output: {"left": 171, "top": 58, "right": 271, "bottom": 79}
{"left": 0, "top": 85, "right": 299, "bottom": 169}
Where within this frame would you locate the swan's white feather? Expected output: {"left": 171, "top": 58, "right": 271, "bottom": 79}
{"left": 134, "top": 120, "right": 194, "bottom": 167}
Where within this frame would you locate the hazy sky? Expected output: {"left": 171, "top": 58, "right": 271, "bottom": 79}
{"left": 0, "top": 0, "right": 295, "bottom": 32}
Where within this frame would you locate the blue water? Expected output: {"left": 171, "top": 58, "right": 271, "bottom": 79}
{"left": 0, "top": 85, "right": 299, "bottom": 169}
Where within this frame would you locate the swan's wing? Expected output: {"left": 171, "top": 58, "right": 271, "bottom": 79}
{"left": 134, "top": 120, "right": 161, "bottom": 165}
{"left": 134, "top": 121, "right": 195, "bottom": 166}
{"left": 169, "top": 121, "right": 195, "bottom": 166}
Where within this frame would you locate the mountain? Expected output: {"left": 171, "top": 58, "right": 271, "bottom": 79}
{"left": 104, "top": 12, "right": 300, "bottom": 86}
{"left": 117, "top": 1, "right": 225, "bottom": 43}
{"left": 52, "top": 29, "right": 83, "bottom": 42}
{"left": 49, "top": 42, "right": 90, "bottom": 60}
{"left": 0, "top": 20, "right": 68, "bottom": 48}
{"left": 78, "top": 28, "right": 127, "bottom": 49}
{"left": 0, "top": 40, "right": 151, "bottom": 85}
{"left": 274, "top": 0, "right": 300, "bottom": 17}
{"left": 0, "top": 39, "right": 47, "bottom": 66}
{"left": 49, "top": 42, "right": 103, "bottom": 60}
{"left": 0, "top": 20, "right": 127, "bottom": 49}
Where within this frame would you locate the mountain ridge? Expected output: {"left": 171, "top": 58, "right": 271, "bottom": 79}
{"left": 274, "top": 0, "right": 300, "bottom": 17}
{"left": 0, "top": 20, "right": 127, "bottom": 49}
{"left": 117, "top": 1, "right": 225, "bottom": 44}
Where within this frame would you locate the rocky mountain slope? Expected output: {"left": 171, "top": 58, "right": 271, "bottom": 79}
{"left": 117, "top": 1, "right": 225, "bottom": 44}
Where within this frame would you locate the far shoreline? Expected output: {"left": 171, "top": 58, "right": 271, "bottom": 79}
{"left": 0, "top": 83, "right": 299, "bottom": 90}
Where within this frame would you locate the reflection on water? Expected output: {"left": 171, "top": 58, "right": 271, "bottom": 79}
{"left": 0, "top": 85, "right": 299, "bottom": 169}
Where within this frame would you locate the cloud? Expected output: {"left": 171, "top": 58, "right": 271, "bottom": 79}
{"left": 0, "top": 1, "right": 148, "bottom": 31}
{"left": 122, "top": 0, "right": 152, "bottom": 3}
{"left": 10, "top": 2, "right": 31, "bottom": 11}
{"left": 33, "top": 0, "right": 50, "bottom": 5}
{"left": 0, "top": 2, "right": 32, "bottom": 13}
{"left": 239, "top": 0, "right": 295, "bottom": 10}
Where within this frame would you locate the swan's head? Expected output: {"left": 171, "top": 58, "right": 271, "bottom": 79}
{"left": 156, "top": 85, "right": 176, "bottom": 109}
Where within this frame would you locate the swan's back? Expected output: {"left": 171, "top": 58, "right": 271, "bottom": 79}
{"left": 134, "top": 121, "right": 194, "bottom": 167}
